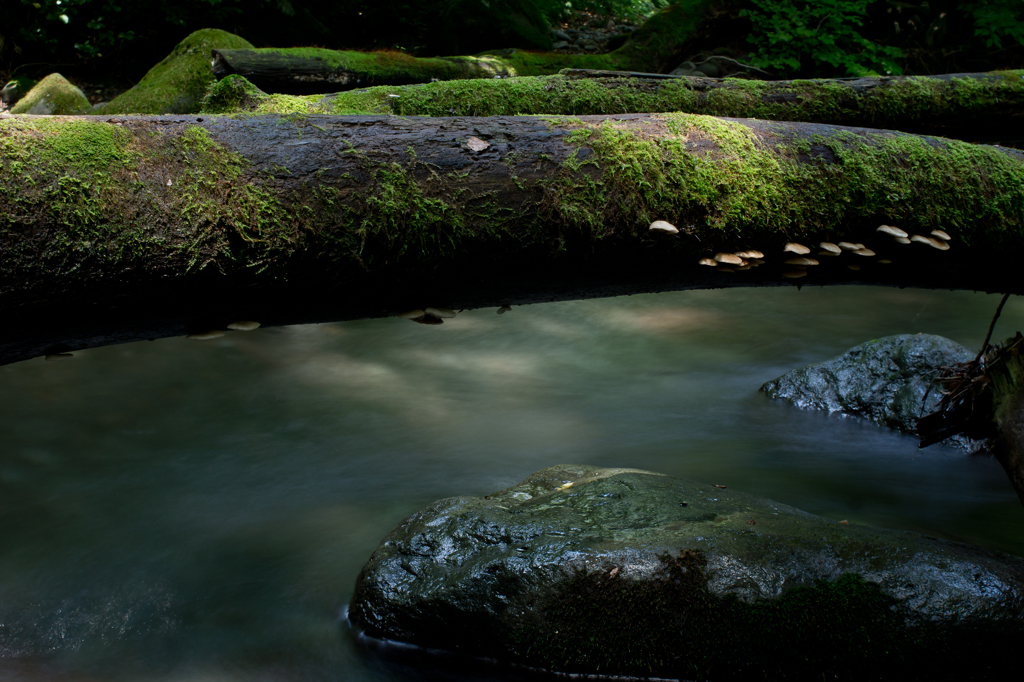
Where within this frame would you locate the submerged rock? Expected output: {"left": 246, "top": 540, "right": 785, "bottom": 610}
{"left": 350, "top": 465, "right": 1024, "bottom": 680}
{"left": 9, "top": 73, "right": 90, "bottom": 115}
{"left": 761, "top": 333, "right": 982, "bottom": 450}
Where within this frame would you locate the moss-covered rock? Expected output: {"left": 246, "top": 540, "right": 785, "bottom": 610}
{"left": 1, "top": 77, "right": 38, "bottom": 109}
{"left": 94, "top": 28, "right": 253, "bottom": 115}
{"left": 8, "top": 74, "right": 90, "bottom": 115}
{"left": 762, "top": 334, "right": 984, "bottom": 451}
{"left": 350, "top": 464, "right": 1024, "bottom": 680}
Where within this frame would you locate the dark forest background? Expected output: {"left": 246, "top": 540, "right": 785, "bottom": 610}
{"left": 2, "top": 0, "right": 1023, "bottom": 86}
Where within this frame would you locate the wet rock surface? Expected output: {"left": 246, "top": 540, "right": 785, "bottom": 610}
{"left": 350, "top": 464, "right": 1024, "bottom": 680}
{"left": 762, "top": 333, "right": 983, "bottom": 451}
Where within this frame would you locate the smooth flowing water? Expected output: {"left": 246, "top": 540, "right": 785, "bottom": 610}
{"left": 1, "top": 286, "right": 1023, "bottom": 682}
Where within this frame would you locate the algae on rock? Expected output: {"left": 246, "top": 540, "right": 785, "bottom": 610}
{"left": 94, "top": 28, "right": 254, "bottom": 115}
{"left": 350, "top": 464, "right": 1024, "bottom": 680}
{"left": 9, "top": 74, "right": 90, "bottom": 115}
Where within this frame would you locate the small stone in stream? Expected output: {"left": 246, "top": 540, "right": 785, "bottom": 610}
{"left": 670, "top": 61, "right": 697, "bottom": 76}
{"left": 694, "top": 62, "right": 722, "bottom": 78}
{"left": 186, "top": 330, "right": 225, "bottom": 340}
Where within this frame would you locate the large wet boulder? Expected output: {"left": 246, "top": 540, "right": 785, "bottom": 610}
{"left": 761, "top": 333, "right": 982, "bottom": 450}
{"left": 8, "top": 73, "right": 90, "bottom": 115}
{"left": 350, "top": 464, "right": 1024, "bottom": 680}
{"left": 94, "top": 28, "right": 253, "bottom": 115}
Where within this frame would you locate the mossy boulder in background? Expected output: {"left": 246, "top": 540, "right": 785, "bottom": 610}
{"left": 1, "top": 77, "right": 38, "bottom": 109}
{"left": 94, "top": 28, "right": 253, "bottom": 115}
{"left": 761, "top": 334, "right": 982, "bottom": 451}
{"left": 350, "top": 464, "right": 1024, "bottom": 680}
{"left": 9, "top": 74, "right": 90, "bottom": 115}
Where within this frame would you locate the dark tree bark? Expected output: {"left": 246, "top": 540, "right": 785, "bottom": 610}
{"left": 2, "top": 111, "right": 1024, "bottom": 370}
{"left": 917, "top": 333, "right": 1024, "bottom": 507}
{"left": 992, "top": 388, "right": 1024, "bottom": 509}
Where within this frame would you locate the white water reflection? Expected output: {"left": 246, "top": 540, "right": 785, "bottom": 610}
{"left": 1, "top": 286, "right": 1022, "bottom": 681}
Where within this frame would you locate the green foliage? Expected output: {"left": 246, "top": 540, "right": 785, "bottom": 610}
{"left": 739, "top": 0, "right": 905, "bottom": 76}
{"left": 960, "top": 0, "right": 1024, "bottom": 49}
{"left": 10, "top": 0, "right": 245, "bottom": 60}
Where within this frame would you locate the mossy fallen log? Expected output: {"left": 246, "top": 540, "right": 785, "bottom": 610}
{"left": 204, "top": 69, "right": 1024, "bottom": 145}
{"left": 209, "top": 1, "right": 714, "bottom": 94}
{"left": 2, "top": 112, "right": 1023, "bottom": 367}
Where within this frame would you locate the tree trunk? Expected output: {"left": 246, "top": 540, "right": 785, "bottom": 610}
{"left": 984, "top": 344, "right": 1024, "bottom": 507}
{"left": 205, "top": 69, "right": 1024, "bottom": 147}
{"left": 210, "top": 1, "right": 715, "bottom": 93}
{"left": 916, "top": 335, "right": 1024, "bottom": 507}
{"left": 2, "top": 112, "right": 1024, "bottom": 367}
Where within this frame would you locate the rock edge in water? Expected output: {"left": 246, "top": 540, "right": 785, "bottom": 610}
{"left": 350, "top": 464, "right": 1024, "bottom": 680}
{"left": 761, "top": 333, "right": 984, "bottom": 451}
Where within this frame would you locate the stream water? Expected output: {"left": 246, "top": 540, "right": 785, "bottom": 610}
{"left": 1, "top": 286, "right": 1023, "bottom": 681}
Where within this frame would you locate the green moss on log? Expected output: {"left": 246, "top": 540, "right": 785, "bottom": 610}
{"left": 546, "top": 113, "right": 1024, "bottom": 246}
{"left": 218, "top": 46, "right": 519, "bottom": 83}
{"left": 202, "top": 70, "right": 1024, "bottom": 136}
{"left": 4, "top": 112, "right": 1024, "bottom": 300}
{"left": 0, "top": 116, "right": 299, "bottom": 274}
{"left": 209, "top": 2, "right": 715, "bottom": 94}
{"left": 94, "top": 28, "right": 254, "bottom": 115}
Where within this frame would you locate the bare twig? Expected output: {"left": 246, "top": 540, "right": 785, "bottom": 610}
{"left": 977, "top": 292, "right": 1011, "bottom": 364}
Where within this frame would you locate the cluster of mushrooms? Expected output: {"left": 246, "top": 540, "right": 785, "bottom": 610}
{"left": 648, "top": 220, "right": 952, "bottom": 279}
